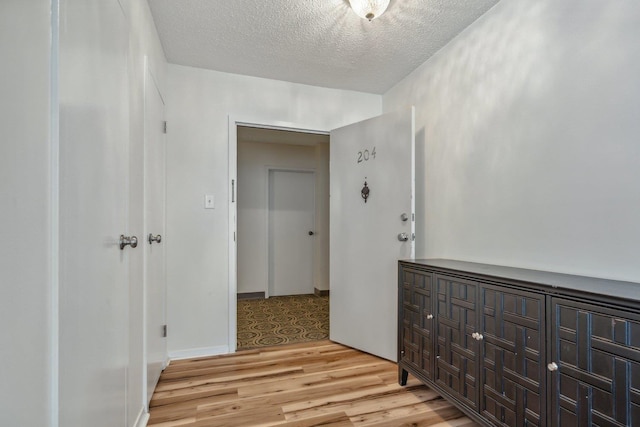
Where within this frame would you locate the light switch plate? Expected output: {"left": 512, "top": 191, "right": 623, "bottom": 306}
{"left": 204, "top": 194, "right": 215, "bottom": 209}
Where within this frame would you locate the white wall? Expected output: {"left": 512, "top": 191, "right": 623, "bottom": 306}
{"left": 237, "top": 141, "right": 328, "bottom": 295}
{"left": 383, "top": 0, "right": 640, "bottom": 282}
{"left": 0, "top": 1, "right": 52, "bottom": 426}
{"left": 166, "top": 64, "right": 381, "bottom": 355}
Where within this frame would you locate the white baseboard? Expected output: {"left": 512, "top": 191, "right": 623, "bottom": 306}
{"left": 133, "top": 408, "right": 150, "bottom": 427}
{"left": 168, "top": 345, "right": 229, "bottom": 361}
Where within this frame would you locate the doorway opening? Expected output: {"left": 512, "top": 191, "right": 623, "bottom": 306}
{"left": 234, "top": 125, "right": 330, "bottom": 350}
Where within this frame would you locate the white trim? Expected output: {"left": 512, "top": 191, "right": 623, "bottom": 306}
{"left": 50, "top": 1, "right": 60, "bottom": 425}
{"left": 141, "top": 55, "right": 149, "bottom": 413}
{"left": 169, "top": 345, "right": 229, "bottom": 361}
{"left": 133, "top": 408, "right": 150, "bottom": 427}
{"left": 410, "top": 106, "right": 416, "bottom": 259}
{"left": 228, "top": 115, "right": 329, "bottom": 355}
{"left": 228, "top": 117, "right": 238, "bottom": 354}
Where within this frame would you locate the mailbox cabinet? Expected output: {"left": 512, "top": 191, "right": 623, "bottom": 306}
{"left": 398, "top": 260, "right": 640, "bottom": 427}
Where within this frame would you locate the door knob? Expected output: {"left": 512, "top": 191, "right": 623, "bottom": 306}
{"left": 547, "top": 362, "right": 559, "bottom": 372}
{"left": 148, "top": 234, "right": 162, "bottom": 244}
{"left": 308, "top": 231, "right": 315, "bottom": 236}
{"left": 400, "top": 213, "right": 409, "bottom": 222}
{"left": 397, "top": 232, "right": 409, "bottom": 242}
{"left": 119, "top": 235, "right": 138, "bottom": 250}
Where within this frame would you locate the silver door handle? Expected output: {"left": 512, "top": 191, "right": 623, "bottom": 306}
{"left": 547, "top": 362, "right": 559, "bottom": 372}
{"left": 397, "top": 232, "right": 409, "bottom": 242}
{"left": 148, "top": 234, "right": 162, "bottom": 244}
{"left": 119, "top": 235, "right": 138, "bottom": 250}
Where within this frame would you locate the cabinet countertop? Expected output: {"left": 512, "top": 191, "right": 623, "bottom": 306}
{"left": 400, "top": 259, "right": 640, "bottom": 304}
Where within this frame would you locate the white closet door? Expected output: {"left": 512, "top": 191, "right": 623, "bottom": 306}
{"left": 144, "top": 69, "right": 167, "bottom": 405}
{"left": 269, "top": 170, "right": 316, "bottom": 296}
{"left": 58, "top": 0, "right": 131, "bottom": 425}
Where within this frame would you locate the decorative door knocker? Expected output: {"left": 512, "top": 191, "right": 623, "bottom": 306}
{"left": 361, "top": 180, "right": 370, "bottom": 203}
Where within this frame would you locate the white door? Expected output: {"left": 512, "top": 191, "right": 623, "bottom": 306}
{"left": 269, "top": 170, "right": 316, "bottom": 296}
{"left": 144, "top": 71, "right": 167, "bottom": 404}
{"left": 330, "top": 107, "right": 415, "bottom": 362}
{"left": 58, "top": 0, "right": 131, "bottom": 425}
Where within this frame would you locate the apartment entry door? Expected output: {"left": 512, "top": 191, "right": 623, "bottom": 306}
{"left": 330, "top": 107, "right": 415, "bottom": 362}
{"left": 268, "top": 169, "right": 316, "bottom": 296}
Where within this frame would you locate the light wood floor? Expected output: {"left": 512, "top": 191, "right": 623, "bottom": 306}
{"left": 148, "top": 340, "right": 479, "bottom": 427}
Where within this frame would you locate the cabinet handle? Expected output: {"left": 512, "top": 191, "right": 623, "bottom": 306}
{"left": 427, "top": 314, "right": 434, "bottom": 320}
{"left": 547, "top": 362, "right": 559, "bottom": 372}
{"left": 472, "top": 332, "right": 478, "bottom": 339}
{"left": 477, "top": 334, "right": 483, "bottom": 340}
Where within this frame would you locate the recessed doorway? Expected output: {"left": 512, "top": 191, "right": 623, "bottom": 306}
{"left": 235, "top": 125, "right": 330, "bottom": 350}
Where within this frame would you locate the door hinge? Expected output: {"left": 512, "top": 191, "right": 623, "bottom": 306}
{"left": 234, "top": 231, "right": 236, "bottom": 242}
{"left": 231, "top": 179, "right": 235, "bottom": 203}
{"left": 162, "top": 324, "right": 167, "bottom": 338}
{"left": 163, "top": 121, "right": 167, "bottom": 134}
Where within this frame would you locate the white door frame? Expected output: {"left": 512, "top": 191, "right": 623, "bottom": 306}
{"left": 266, "top": 167, "right": 316, "bottom": 298}
{"left": 228, "top": 115, "right": 328, "bottom": 353}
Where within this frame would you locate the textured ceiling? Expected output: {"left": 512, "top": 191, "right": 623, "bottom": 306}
{"left": 148, "top": 0, "right": 499, "bottom": 94}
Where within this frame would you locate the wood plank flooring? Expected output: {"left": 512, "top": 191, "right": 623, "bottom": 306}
{"left": 148, "top": 340, "right": 479, "bottom": 427}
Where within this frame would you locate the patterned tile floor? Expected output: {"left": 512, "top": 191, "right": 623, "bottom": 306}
{"left": 237, "top": 294, "right": 329, "bottom": 350}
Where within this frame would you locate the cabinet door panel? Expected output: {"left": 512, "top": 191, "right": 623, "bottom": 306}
{"left": 400, "top": 268, "right": 434, "bottom": 379}
{"left": 480, "top": 285, "right": 545, "bottom": 426}
{"left": 435, "top": 274, "right": 478, "bottom": 410}
{"left": 551, "top": 298, "right": 640, "bottom": 427}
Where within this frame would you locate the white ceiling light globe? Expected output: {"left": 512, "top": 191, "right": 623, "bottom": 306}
{"left": 349, "top": 0, "right": 391, "bottom": 21}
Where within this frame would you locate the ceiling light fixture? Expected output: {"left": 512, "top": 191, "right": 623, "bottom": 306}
{"left": 349, "top": 0, "right": 390, "bottom": 21}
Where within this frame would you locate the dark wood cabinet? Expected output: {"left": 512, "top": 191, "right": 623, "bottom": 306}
{"left": 479, "top": 284, "right": 545, "bottom": 426}
{"left": 550, "top": 298, "right": 640, "bottom": 426}
{"left": 398, "top": 259, "right": 640, "bottom": 427}
{"left": 434, "top": 273, "right": 479, "bottom": 411}
{"left": 399, "top": 267, "right": 434, "bottom": 381}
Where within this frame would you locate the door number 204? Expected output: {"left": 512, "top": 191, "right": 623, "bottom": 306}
{"left": 357, "top": 147, "right": 376, "bottom": 164}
